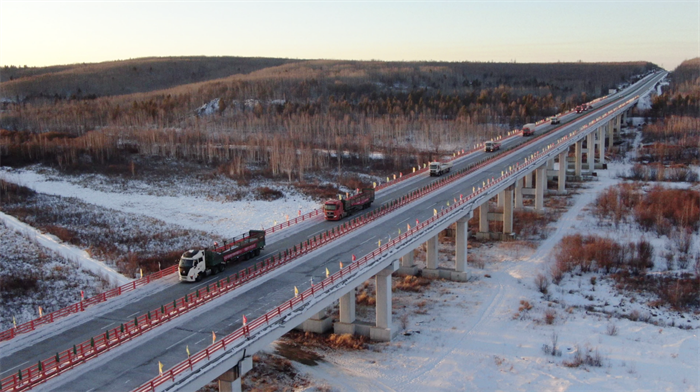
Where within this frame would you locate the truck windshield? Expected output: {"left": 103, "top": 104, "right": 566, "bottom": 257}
{"left": 179, "top": 258, "right": 194, "bottom": 267}
{"left": 324, "top": 204, "right": 337, "bottom": 211}
{"left": 430, "top": 164, "right": 439, "bottom": 169}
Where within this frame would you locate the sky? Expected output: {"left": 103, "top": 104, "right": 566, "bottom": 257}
{"left": 0, "top": 1, "right": 697, "bottom": 71}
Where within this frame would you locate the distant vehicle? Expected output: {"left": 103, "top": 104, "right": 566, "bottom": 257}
{"left": 576, "top": 105, "right": 584, "bottom": 113}
{"left": 429, "top": 161, "right": 453, "bottom": 176}
{"left": 550, "top": 116, "right": 560, "bottom": 125}
{"left": 484, "top": 141, "right": 501, "bottom": 152}
{"left": 522, "top": 123, "right": 536, "bottom": 136}
{"left": 324, "top": 188, "right": 375, "bottom": 221}
{"left": 179, "top": 230, "right": 266, "bottom": 282}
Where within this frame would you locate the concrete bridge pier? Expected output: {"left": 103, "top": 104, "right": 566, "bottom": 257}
{"left": 574, "top": 140, "right": 583, "bottom": 177}
{"left": 217, "top": 357, "right": 253, "bottom": 392}
{"left": 598, "top": 126, "right": 606, "bottom": 165}
{"left": 333, "top": 290, "right": 356, "bottom": 335}
{"left": 535, "top": 165, "right": 546, "bottom": 212}
{"left": 502, "top": 186, "right": 514, "bottom": 236}
{"left": 333, "top": 261, "right": 398, "bottom": 342}
{"left": 371, "top": 263, "right": 398, "bottom": 341}
{"left": 558, "top": 151, "right": 567, "bottom": 194}
{"left": 586, "top": 133, "right": 594, "bottom": 173}
{"left": 425, "top": 214, "right": 471, "bottom": 281}
{"left": 607, "top": 121, "right": 614, "bottom": 149}
{"left": 546, "top": 158, "right": 555, "bottom": 181}
{"left": 514, "top": 177, "right": 524, "bottom": 209}
{"left": 397, "top": 250, "right": 418, "bottom": 276}
{"left": 299, "top": 307, "right": 333, "bottom": 334}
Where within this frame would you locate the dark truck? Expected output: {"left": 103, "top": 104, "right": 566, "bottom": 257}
{"left": 324, "top": 188, "right": 375, "bottom": 221}
{"left": 179, "top": 230, "right": 266, "bottom": 282}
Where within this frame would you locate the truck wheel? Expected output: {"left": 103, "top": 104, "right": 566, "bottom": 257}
{"left": 254, "top": 249, "right": 260, "bottom": 257}
{"left": 195, "top": 273, "right": 202, "bottom": 282}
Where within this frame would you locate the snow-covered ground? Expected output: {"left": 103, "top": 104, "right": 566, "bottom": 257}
{"left": 0, "top": 166, "right": 320, "bottom": 238}
{"left": 0, "top": 220, "right": 112, "bottom": 330}
{"left": 263, "top": 123, "right": 699, "bottom": 391}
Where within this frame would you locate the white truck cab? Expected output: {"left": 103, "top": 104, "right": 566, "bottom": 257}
{"left": 179, "top": 249, "right": 223, "bottom": 282}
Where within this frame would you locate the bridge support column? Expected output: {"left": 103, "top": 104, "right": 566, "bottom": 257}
{"left": 425, "top": 236, "right": 438, "bottom": 269}
{"left": 586, "top": 133, "right": 594, "bottom": 172}
{"left": 477, "top": 203, "right": 489, "bottom": 239}
{"left": 455, "top": 217, "right": 469, "bottom": 273}
{"left": 300, "top": 307, "right": 332, "bottom": 334}
{"left": 424, "top": 215, "right": 471, "bottom": 281}
{"left": 218, "top": 357, "right": 253, "bottom": 392}
{"left": 503, "top": 186, "right": 514, "bottom": 236}
{"left": 371, "top": 266, "right": 396, "bottom": 341}
{"left": 524, "top": 173, "right": 533, "bottom": 188}
{"left": 558, "top": 151, "right": 567, "bottom": 194}
{"left": 333, "top": 289, "right": 356, "bottom": 335}
{"left": 598, "top": 126, "right": 606, "bottom": 165}
{"left": 497, "top": 192, "right": 504, "bottom": 208}
{"left": 397, "top": 250, "right": 418, "bottom": 276}
{"left": 607, "top": 121, "right": 614, "bottom": 149}
{"left": 514, "top": 177, "right": 524, "bottom": 209}
{"left": 575, "top": 140, "right": 583, "bottom": 177}
{"left": 535, "top": 165, "right": 546, "bottom": 212}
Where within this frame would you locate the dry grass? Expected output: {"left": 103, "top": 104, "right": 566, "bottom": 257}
{"left": 393, "top": 275, "right": 431, "bottom": 293}
{"left": 283, "top": 330, "right": 369, "bottom": 350}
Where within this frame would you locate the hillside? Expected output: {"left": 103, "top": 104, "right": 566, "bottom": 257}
{"left": 0, "top": 56, "right": 298, "bottom": 100}
{"left": 0, "top": 57, "right": 658, "bottom": 182}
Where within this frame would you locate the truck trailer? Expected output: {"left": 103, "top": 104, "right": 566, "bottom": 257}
{"left": 324, "top": 188, "right": 375, "bottom": 220}
{"left": 179, "top": 230, "right": 266, "bottom": 282}
{"left": 429, "top": 161, "right": 453, "bottom": 176}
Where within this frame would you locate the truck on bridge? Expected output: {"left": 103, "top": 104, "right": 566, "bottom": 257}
{"left": 429, "top": 161, "right": 453, "bottom": 176}
{"left": 484, "top": 141, "right": 501, "bottom": 152}
{"left": 521, "top": 123, "right": 536, "bottom": 136}
{"left": 324, "top": 188, "right": 375, "bottom": 220}
{"left": 179, "top": 230, "right": 266, "bottom": 282}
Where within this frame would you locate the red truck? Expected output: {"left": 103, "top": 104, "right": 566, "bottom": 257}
{"left": 324, "top": 188, "right": 375, "bottom": 220}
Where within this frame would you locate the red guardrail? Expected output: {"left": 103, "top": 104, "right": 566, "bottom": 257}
{"left": 0, "top": 265, "right": 177, "bottom": 343}
{"left": 0, "top": 96, "right": 639, "bottom": 392}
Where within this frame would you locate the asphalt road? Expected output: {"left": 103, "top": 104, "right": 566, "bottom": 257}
{"left": 0, "top": 72, "right": 665, "bottom": 391}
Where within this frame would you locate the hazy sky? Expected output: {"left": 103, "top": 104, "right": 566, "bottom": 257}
{"left": 1, "top": 1, "right": 697, "bottom": 70}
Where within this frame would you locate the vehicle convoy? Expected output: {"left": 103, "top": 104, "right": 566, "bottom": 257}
{"left": 429, "top": 161, "right": 453, "bottom": 176}
{"left": 324, "top": 188, "right": 375, "bottom": 220}
{"left": 179, "top": 230, "right": 266, "bottom": 282}
{"left": 484, "top": 141, "right": 501, "bottom": 152}
{"left": 521, "top": 123, "right": 536, "bottom": 136}
{"left": 550, "top": 115, "right": 560, "bottom": 125}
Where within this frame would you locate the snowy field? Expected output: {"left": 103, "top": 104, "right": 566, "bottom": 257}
{"left": 259, "top": 123, "right": 699, "bottom": 391}
{"left": 0, "top": 220, "right": 111, "bottom": 330}
{"left": 0, "top": 166, "right": 321, "bottom": 237}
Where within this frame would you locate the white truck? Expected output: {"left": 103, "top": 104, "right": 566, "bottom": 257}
{"left": 179, "top": 230, "right": 265, "bottom": 282}
{"left": 429, "top": 161, "right": 453, "bottom": 176}
{"left": 484, "top": 141, "right": 501, "bottom": 152}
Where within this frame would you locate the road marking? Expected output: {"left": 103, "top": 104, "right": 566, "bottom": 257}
{"left": 195, "top": 337, "right": 206, "bottom": 345}
{"left": 101, "top": 322, "right": 115, "bottom": 329}
{"left": 127, "top": 312, "right": 140, "bottom": 318}
{"left": 359, "top": 237, "right": 375, "bottom": 245}
{"left": 165, "top": 335, "right": 190, "bottom": 351}
{"left": 124, "top": 380, "right": 131, "bottom": 384}
{"left": 3, "top": 360, "right": 30, "bottom": 373}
